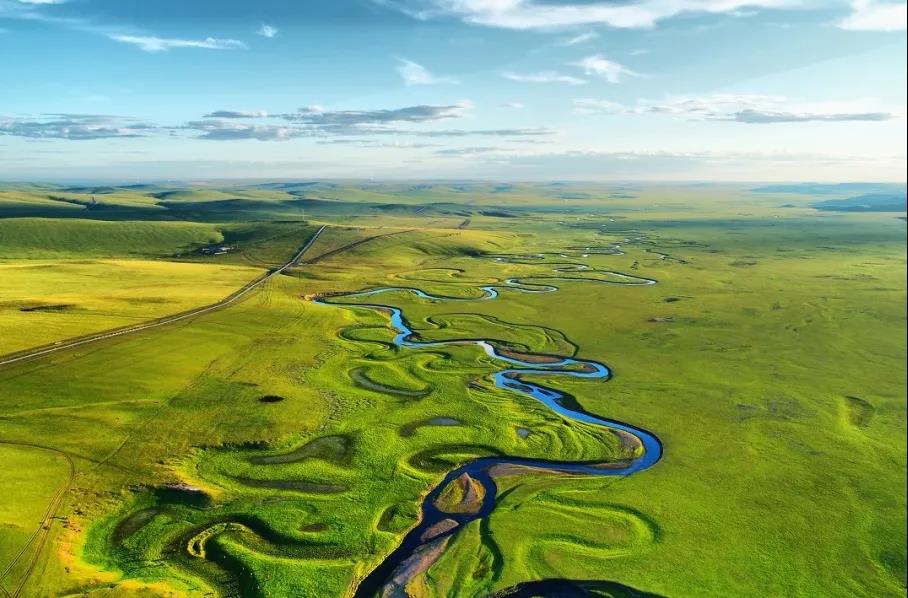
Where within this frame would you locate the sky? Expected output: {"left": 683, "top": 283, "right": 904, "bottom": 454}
{"left": 1, "top": 0, "right": 906, "bottom": 182}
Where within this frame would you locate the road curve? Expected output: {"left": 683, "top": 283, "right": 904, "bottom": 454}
{"left": 0, "top": 225, "right": 327, "bottom": 369}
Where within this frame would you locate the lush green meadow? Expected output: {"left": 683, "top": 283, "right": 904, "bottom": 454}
{"left": 0, "top": 182, "right": 904, "bottom": 597}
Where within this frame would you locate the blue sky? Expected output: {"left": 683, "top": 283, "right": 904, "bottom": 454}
{"left": 1, "top": 0, "right": 905, "bottom": 181}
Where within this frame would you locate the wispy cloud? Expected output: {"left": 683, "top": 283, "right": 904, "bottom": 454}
{"left": 558, "top": 31, "right": 598, "bottom": 46}
{"left": 257, "top": 23, "right": 279, "bottom": 38}
{"left": 281, "top": 102, "right": 472, "bottom": 126}
{"left": 0, "top": 113, "right": 156, "bottom": 140}
{"left": 636, "top": 94, "right": 785, "bottom": 116}
{"left": 435, "top": 146, "right": 501, "bottom": 155}
{"left": 839, "top": 0, "right": 906, "bottom": 31}
{"left": 502, "top": 102, "right": 525, "bottom": 108}
{"left": 203, "top": 110, "right": 269, "bottom": 118}
{"left": 376, "top": 0, "right": 804, "bottom": 30}
{"left": 202, "top": 110, "right": 268, "bottom": 118}
{"left": 109, "top": 34, "right": 246, "bottom": 52}
{"left": 727, "top": 108, "right": 897, "bottom": 123}
{"left": 1, "top": 103, "right": 537, "bottom": 144}
{"left": 396, "top": 58, "right": 459, "bottom": 85}
{"left": 330, "top": 140, "right": 441, "bottom": 149}
{"left": 572, "top": 55, "right": 642, "bottom": 83}
{"left": 574, "top": 94, "right": 904, "bottom": 123}
{"left": 184, "top": 120, "right": 305, "bottom": 141}
{"left": 0, "top": 0, "right": 81, "bottom": 23}
{"left": 573, "top": 98, "right": 625, "bottom": 114}
{"left": 503, "top": 71, "right": 586, "bottom": 85}
{"left": 183, "top": 102, "right": 546, "bottom": 141}
{"left": 2, "top": 1, "right": 255, "bottom": 55}
{"left": 416, "top": 127, "right": 554, "bottom": 137}
{"left": 184, "top": 124, "right": 553, "bottom": 142}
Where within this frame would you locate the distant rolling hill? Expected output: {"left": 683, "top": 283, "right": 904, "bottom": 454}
{"left": 753, "top": 182, "right": 905, "bottom": 195}
{"left": 812, "top": 192, "right": 907, "bottom": 212}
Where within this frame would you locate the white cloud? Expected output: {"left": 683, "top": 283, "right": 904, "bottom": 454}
{"left": 656, "top": 95, "right": 902, "bottom": 123}
{"left": 502, "top": 101, "right": 525, "bottom": 108}
{"left": 396, "top": 58, "right": 459, "bottom": 85}
{"left": 203, "top": 110, "right": 269, "bottom": 118}
{"left": 728, "top": 108, "right": 897, "bottom": 122}
{"left": 0, "top": 113, "right": 157, "bottom": 140}
{"left": 839, "top": 0, "right": 906, "bottom": 31}
{"left": 558, "top": 31, "right": 598, "bottom": 46}
{"left": 109, "top": 34, "right": 247, "bottom": 52}
{"left": 1, "top": 102, "right": 550, "bottom": 143}
{"left": 377, "top": 0, "right": 805, "bottom": 30}
{"left": 257, "top": 24, "right": 279, "bottom": 38}
{"left": 503, "top": 70, "right": 587, "bottom": 85}
{"left": 573, "top": 98, "right": 625, "bottom": 114}
{"left": 572, "top": 55, "right": 642, "bottom": 83}
{"left": 282, "top": 102, "right": 473, "bottom": 125}
{"left": 0, "top": 0, "right": 74, "bottom": 21}
{"left": 185, "top": 120, "right": 305, "bottom": 141}
{"left": 416, "top": 127, "right": 554, "bottom": 137}
{"left": 435, "top": 146, "right": 503, "bottom": 156}
{"left": 577, "top": 93, "right": 905, "bottom": 123}
{"left": 638, "top": 93, "right": 785, "bottom": 117}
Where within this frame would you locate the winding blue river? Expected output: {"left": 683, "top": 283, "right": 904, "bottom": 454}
{"left": 318, "top": 268, "right": 662, "bottom": 597}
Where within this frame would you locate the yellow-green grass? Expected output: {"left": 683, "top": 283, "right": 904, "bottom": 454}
{"left": 0, "top": 229, "right": 632, "bottom": 595}
{"left": 0, "top": 274, "right": 338, "bottom": 595}
{"left": 0, "top": 443, "right": 73, "bottom": 596}
{"left": 386, "top": 222, "right": 903, "bottom": 597}
{"left": 0, "top": 192, "right": 903, "bottom": 597}
{"left": 344, "top": 215, "right": 904, "bottom": 596}
{"left": 287, "top": 213, "right": 906, "bottom": 596}
{"left": 88, "top": 214, "right": 908, "bottom": 596}
{"left": 297, "top": 225, "right": 413, "bottom": 264}
{"left": 423, "top": 475, "right": 658, "bottom": 597}
{"left": 0, "top": 259, "right": 263, "bottom": 354}
{"left": 0, "top": 217, "right": 318, "bottom": 265}
{"left": 174, "top": 222, "right": 318, "bottom": 268}
{"left": 0, "top": 218, "right": 223, "bottom": 259}
{"left": 75, "top": 298, "right": 627, "bottom": 595}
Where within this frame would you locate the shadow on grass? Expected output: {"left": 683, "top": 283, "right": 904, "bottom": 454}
{"left": 491, "top": 578, "right": 667, "bottom": 598}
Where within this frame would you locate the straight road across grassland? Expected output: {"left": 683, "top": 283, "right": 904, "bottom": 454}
{"left": 0, "top": 225, "right": 327, "bottom": 369}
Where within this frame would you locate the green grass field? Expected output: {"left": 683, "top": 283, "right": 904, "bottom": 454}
{"left": 0, "top": 182, "right": 904, "bottom": 597}
{"left": 0, "top": 259, "right": 264, "bottom": 355}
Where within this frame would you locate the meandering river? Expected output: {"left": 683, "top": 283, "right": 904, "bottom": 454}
{"left": 318, "top": 261, "right": 663, "bottom": 596}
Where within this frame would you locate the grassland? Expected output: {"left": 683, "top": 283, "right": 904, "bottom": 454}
{"left": 0, "top": 216, "right": 322, "bottom": 354}
{"left": 0, "top": 182, "right": 904, "bottom": 598}
{"left": 0, "top": 259, "right": 265, "bottom": 355}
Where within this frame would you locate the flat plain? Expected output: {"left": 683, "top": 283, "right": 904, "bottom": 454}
{"left": 0, "top": 182, "right": 904, "bottom": 597}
